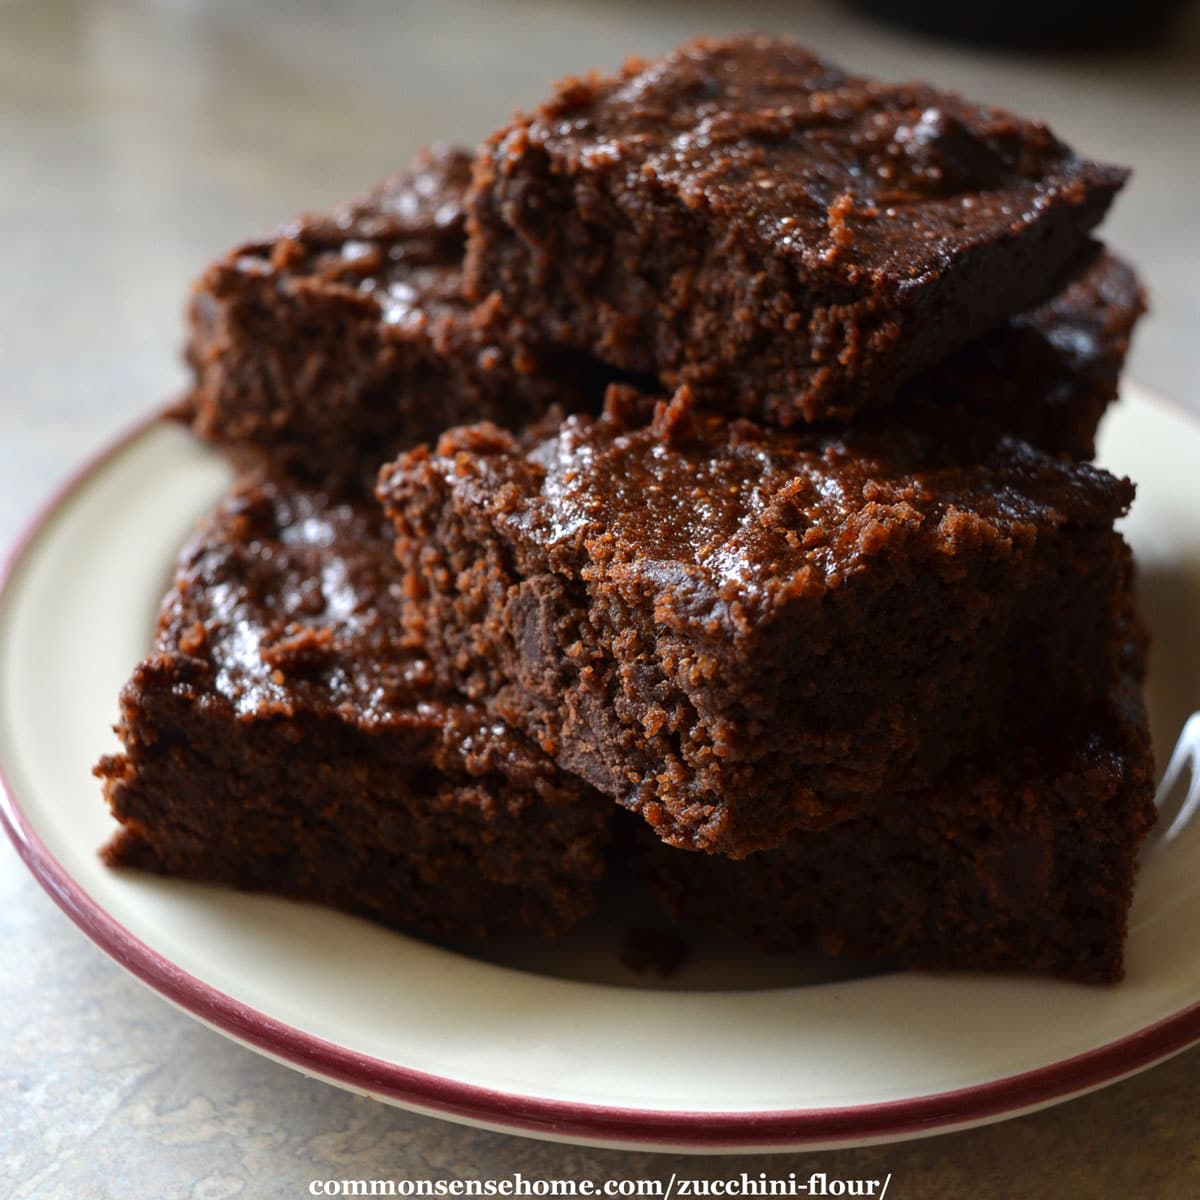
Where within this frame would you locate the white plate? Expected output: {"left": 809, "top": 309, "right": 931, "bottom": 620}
{"left": 3, "top": 384, "right": 1200, "bottom": 1154}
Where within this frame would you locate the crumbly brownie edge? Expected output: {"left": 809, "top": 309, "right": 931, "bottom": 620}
{"left": 634, "top": 677, "right": 1158, "bottom": 983}
{"left": 96, "top": 650, "right": 611, "bottom": 942}
{"left": 468, "top": 159, "right": 1119, "bottom": 425}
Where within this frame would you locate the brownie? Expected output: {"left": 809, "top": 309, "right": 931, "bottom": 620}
{"left": 465, "top": 35, "right": 1127, "bottom": 425}
{"left": 183, "top": 145, "right": 592, "bottom": 494}
{"left": 184, "top": 133, "right": 1141, "bottom": 493}
{"left": 379, "top": 389, "right": 1136, "bottom": 856}
{"left": 95, "top": 477, "right": 610, "bottom": 941}
{"left": 886, "top": 251, "right": 1143, "bottom": 459}
{"left": 635, "top": 674, "right": 1157, "bottom": 983}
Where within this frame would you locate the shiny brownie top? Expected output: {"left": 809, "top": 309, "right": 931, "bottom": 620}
{"left": 156, "top": 478, "right": 555, "bottom": 782}
{"left": 494, "top": 35, "right": 1127, "bottom": 280}
{"left": 197, "top": 145, "right": 472, "bottom": 334}
{"left": 388, "top": 386, "right": 1134, "bottom": 628}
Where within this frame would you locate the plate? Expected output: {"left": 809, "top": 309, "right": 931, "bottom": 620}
{"left": 3, "top": 383, "right": 1200, "bottom": 1154}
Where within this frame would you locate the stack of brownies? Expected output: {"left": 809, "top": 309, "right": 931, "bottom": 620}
{"left": 97, "top": 36, "right": 1157, "bottom": 982}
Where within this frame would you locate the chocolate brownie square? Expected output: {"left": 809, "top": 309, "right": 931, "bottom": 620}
{"left": 96, "top": 477, "right": 610, "bottom": 940}
{"left": 183, "top": 146, "right": 590, "bottom": 493}
{"left": 466, "top": 35, "right": 1127, "bottom": 425}
{"left": 635, "top": 674, "right": 1157, "bottom": 983}
{"left": 379, "top": 389, "right": 1136, "bottom": 856}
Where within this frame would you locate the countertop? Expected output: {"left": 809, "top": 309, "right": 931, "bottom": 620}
{"left": 2, "top": 1, "right": 1199, "bottom": 1195}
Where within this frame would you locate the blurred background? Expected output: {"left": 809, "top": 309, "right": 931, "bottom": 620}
{"left": 2, "top": 2, "right": 1199, "bottom": 1195}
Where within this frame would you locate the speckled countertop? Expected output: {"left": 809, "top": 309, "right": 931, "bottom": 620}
{"left": 2, "top": 1, "right": 1199, "bottom": 1196}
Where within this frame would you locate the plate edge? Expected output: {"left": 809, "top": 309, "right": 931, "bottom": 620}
{"left": 3, "top": 389, "right": 1200, "bottom": 1152}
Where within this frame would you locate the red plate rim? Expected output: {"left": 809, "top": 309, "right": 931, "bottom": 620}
{"left": 3, "top": 392, "right": 1200, "bottom": 1152}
